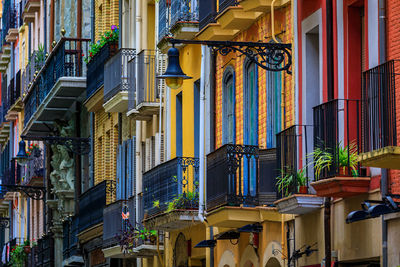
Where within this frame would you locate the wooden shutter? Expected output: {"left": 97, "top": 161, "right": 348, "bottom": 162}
{"left": 116, "top": 145, "right": 122, "bottom": 200}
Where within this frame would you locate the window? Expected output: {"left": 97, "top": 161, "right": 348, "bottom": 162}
{"left": 222, "top": 67, "right": 235, "bottom": 145}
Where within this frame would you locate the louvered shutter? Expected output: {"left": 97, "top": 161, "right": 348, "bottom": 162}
{"left": 127, "top": 140, "right": 132, "bottom": 198}
{"left": 156, "top": 51, "right": 167, "bottom": 99}
{"left": 116, "top": 145, "right": 122, "bottom": 200}
{"left": 151, "top": 136, "right": 156, "bottom": 168}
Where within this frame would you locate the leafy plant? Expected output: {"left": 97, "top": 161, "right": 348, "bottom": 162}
{"left": 307, "top": 147, "right": 333, "bottom": 179}
{"left": 10, "top": 244, "right": 28, "bottom": 267}
{"left": 152, "top": 200, "right": 160, "bottom": 208}
{"left": 296, "top": 168, "right": 307, "bottom": 187}
{"left": 117, "top": 220, "right": 158, "bottom": 254}
{"left": 337, "top": 141, "right": 358, "bottom": 176}
{"left": 84, "top": 25, "right": 119, "bottom": 64}
{"left": 35, "top": 44, "right": 45, "bottom": 67}
{"left": 276, "top": 167, "right": 309, "bottom": 197}
{"left": 164, "top": 191, "right": 199, "bottom": 213}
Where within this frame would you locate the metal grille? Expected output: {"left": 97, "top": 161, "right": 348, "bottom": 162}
{"left": 143, "top": 157, "right": 199, "bottom": 217}
{"left": 218, "top": 0, "right": 238, "bottom": 14}
{"left": 170, "top": 0, "right": 199, "bottom": 27}
{"left": 313, "top": 99, "right": 361, "bottom": 179}
{"left": 361, "top": 60, "right": 398, "bottom": 152}
{"left": 23, "top": 38, "right": 90, "bottom": 126}
{"left": 206, "top": 144, "right": 259, "bottom": 211}
{"left": 199, "top": 0, "right": 217, "bottom": 31}
{"left": 158, "top": 0, "right": 170, "bottom": 41}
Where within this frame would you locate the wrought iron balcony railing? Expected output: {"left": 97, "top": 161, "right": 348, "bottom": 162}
{"left": 22, "top": 50, "right": 46, "bottom": 95}
{"left": 218, "top": 0, "right": 238, "bottom": 14}
{"left": 78, "top": 180, "right": 116, "bottom": 233}
{"left": 206, "top": 144, "right": 261, "bottom": 211}
{"left": 103, "top": 197, "right": 135, "bottom": 248}
{"left": 34, "top": 235, "right": 54, "bottom": 266}
{"left": 2, "top": 159, "right": 22, "bottom": 186}
{"left": 23, "top": 38, "right": 89, "bottom": 126}
{"left": 171, "top": 0, "right": 199, "bottom": 27}
{"left": 276, "top": 125, "right": 314, "bottom": 196}
{"left": 104, "top": 48, "right": 135, "bottom": 103}
{"left": 63, "top": 216, "right": 79, "bottom": 260}
{"left": 362, "top": 60, "right": 398, "bottom": 152}
{"left": 143, "top": 157, "right": 199, "bottom": 217}
{"left": 23, "top": 147, "right": 45, "bottom": 185}
{"left": 136, "top": 50, "right": 158, "bottom": 106}
{"left": 313, "top": 99, "right": 361, "bottom": 180}
{"left": 199, "top": 0, "right": 217, "bottom": 31}
{"left": 86, "top": 42, "right": 118, "bottom": 99}
{"left": 158, "top": 0, "right": 170, "bottom": 41}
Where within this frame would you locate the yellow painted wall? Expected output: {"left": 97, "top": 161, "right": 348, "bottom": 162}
{"left": 169, "top": 44, "right": 201, "bottom": 159}
{"left": 94, "top": 0, "right": 119, "bottom": 42}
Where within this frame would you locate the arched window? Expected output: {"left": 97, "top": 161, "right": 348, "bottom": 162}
{"left": 222, "top": 67, "right": 236, "bottom": 144}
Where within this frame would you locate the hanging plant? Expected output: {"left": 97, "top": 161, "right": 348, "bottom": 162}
{"left": 26, "top": 143, "right": 40, "bottom": 157}
{"left": 84, "top": 25, "right": 119, "bottom": 64}
{"left": 10, "top": 243, "right": 28, "bottom": 267}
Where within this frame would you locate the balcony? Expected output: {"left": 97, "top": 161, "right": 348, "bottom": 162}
{"left": 239, "top": 0, "right": 290, "bottom": 12}
{"left": 1, "top": 160, "right": 21, "bottom": 200}
{"left": 32, "top": 235, "right": 55, "bottom": 266}
{"left": 359, "top": 60, "right": 400, "bottom": 169}
{"left": 142, "top": 157, "right": 200, "bottom": 231}
{"left": 86, "top": 42, "right": 118, "bottom": 103}
{"left": 63, "top": 216, "right": 83, "bottom": 265}
{"left": 128, "top": 50, "right": 165, "bottom": 120}
{"left": 206, "top": 144, "right": 280, "bottom": 227}
{"left": 23, "top": 145, "right": 45, "bottom": 186}
{"left": 22, "top": 50, "right": 46, "bottom": 96}
{"left": 22, "top": 0, "right": 40, "bottom": 23}
{"left": 5, "top": 72, "right": 23, "bottom": 121}
{"left": 78, "top": 180, "right": 116, "bottom": 239}
{"left": 103, "top": 48, "right": 135, "bottom": 113}
{"left": 2, "top": 0, "right": 18, "bottom": 43}
{"left": 309, "top": 99, "right": 370, "bottom": 198}
{"left": 102, "top": 198, "right": 135, "bottom": 257}
{"left": 22, "top": 38, "right": 89, "bottom": 136}
{"left": 274, "top": 125, "right": 324, "bottom": 215}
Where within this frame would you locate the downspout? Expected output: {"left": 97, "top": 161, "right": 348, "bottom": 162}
{"left": 118, "top": 0, "right": 122, "bottom": 49}
{"left": 49, "top": 0, "right": 54, "bottom": 51}
{"left": 44, "top": 0, "right": 47, "bottom": 54}
{"left": 378, "top": 1, "right": 387, "bottom": 267}
{"left": 91, "top": 0, "right": 95, "bottom": 41}
{"left": 198, "top": 44, "right": 206, "bottom": 223}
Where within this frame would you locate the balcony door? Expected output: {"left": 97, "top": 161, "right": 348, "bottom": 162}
{"left": 243, "top": 60, "right": 258, "bottom": 197}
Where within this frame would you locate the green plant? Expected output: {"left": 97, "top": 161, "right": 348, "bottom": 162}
{"left": 296, "top": 168, "right": 307, "bottom": 187}
{"left": 35, "top": 44, "right": 45, "bottom": 67}
{"left": 84, "top": 25, "right": 119, "bottom": 64}
{"left": 152, "top": 200, "right": 160, "bottom": 208}
{"left": 337, "top": 141, "right": 358, "bottom": 176}
{"left": 276, "top": 168, "right": 295, "bottom": 197}
{"left": 10, "top": 244, "right": 28, "bottom": 267}
{"left": 164, "top": 191, "right": 199, "bottom": 213}
{"left": 307, "top": 147, "right": 333, "bottom": 179}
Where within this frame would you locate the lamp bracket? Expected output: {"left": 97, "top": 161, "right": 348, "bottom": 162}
{"left": 21, "top": 135, "right": 90, "bottom": 155}
{"left": 1, "top": 185, "right": 46, "bottom": 200}
{"left": 169, "top": 39, "right": 292, "bottom": 74}
{"left": 0, "top": 217, "right": 10, "bottom": 228}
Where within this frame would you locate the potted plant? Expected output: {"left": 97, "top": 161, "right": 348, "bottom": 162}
{"left": 297, "top": 168, "right": 308, "bottom": 194}
{"left": 84, "top": 25, "right": 119, "bottom": 64}
{"left": 10, "top": 244, "right": 28, "bottom": 267}
{"left": 276, "top": 168, "right": 295, "bottom": 197}
{"left": 23, "top": 240, "right": 31, "bottom": 254}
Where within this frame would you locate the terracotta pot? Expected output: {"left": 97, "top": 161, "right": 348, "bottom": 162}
{"left": 298, "top": 186, "right": 308, "bottom": 194}
{"left": 24, "top": 246, "right": 31, "bottom": 254}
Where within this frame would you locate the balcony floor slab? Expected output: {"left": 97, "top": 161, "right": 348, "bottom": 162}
{"left": 143, "top": 210, "right": 201, "bottom": 231}
{"left": 132, "top": 244, "right": 164, "bottom": 258}
{"left": 22, "top": 77, "right": 86, "bottom": 136}
{"left": 239, "top": 0, "right": 290, "bottom": 12}
{"left": 103, "top": 91, "right": 129, "bottom": 113}
{"left": 358, "top": 146, "right": 400, "bottom": 170}
{"left": 216, "top": 7, "right": 262, "bottom": 30}
{"left": 102, "top": 245, "right": 136, "bottom": 259}
{"left": 274, "top": 194, "right": 324, "bottom": 215}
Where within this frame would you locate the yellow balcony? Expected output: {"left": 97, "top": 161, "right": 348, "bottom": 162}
{"left": 216, "top": 6, "right": 262, "bottom": 31}
{"left": 239, "top": 0, "right": 290, "bottom": 12}
{"left": 358, "top": 147, "right": 400, "bottom": 170}
{"left": 196, "top": 23, "right": 239, "bottom": 41}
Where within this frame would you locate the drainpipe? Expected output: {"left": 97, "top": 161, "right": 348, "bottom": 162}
{"left": 379, "top": 1, "right": 387, "bottom": 266}
{"left": 44, "top": 0, "right": 47, "bottom": 53}
{"left": 198, "top": 45, "right": 206, "bottom": 223}
{"left": 325, "top": 0, "right": 333, "bottom": 266}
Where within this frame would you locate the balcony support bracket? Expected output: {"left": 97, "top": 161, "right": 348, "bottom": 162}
{"left": 169, "top": 38, "right": 292, "bottom": 73}
{"left": 21, "top": 135, "right": 91, "bottom": 155}
{"left": 0, "top": 185, "right": 46, "bottom": 200}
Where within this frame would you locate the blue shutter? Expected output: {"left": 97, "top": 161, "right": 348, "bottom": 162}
{"left": 116, "top": 145, "right": 122, "bottom": 200}
{"left": 122, "top": 141, "right": 127, "bottom": 199}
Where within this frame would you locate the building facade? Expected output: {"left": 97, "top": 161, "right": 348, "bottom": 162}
{"left": 0, "top": 0, "right": 398, "bottom": 267}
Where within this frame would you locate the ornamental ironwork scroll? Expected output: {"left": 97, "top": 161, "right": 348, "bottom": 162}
{"left": 0, "top": 185, "right": 46, "bottom": 200}
{"left": 169, "top": 39, "right": 292, "bottom": 74}
{"left": 21, "top": 135, "right": 91, "bottom": 155}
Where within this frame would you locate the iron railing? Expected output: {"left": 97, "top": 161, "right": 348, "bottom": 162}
{"left": 86, "top": 42, "right": 118, "bottom": 99}
{"left": 143, "top": 157, "right": 199, "bottom": 217}
{"left": 24, "top": 147, "right": 45, "bottom": 185}
{"left": 158, "top": 0, "right": 170, "bottom": 40}
{"left": 171, "top": 0, "right": 199, "bottom": 28}
{"left": 206, "top": 144, "right": 260, "bottom": 211}
{"left": 2, "top": 159, "right": 21, "bottom": 186}
{"left": 362, "top": 60, "right": 398, "bottom": 152}
{"left": 218, "top": 0, "right": 238, "bottom": 13}
{"left": 135, "top": 50, "right": 165, "bottom": 108}
{"left": 23, "top": 38, "right": 90, "bottom": 126}
{"left": 313, "top": 99, "right": 361, "bottom": 179}
{"left": 1, "top": 0, "right": 17, "bottom": 45}
{"left": 276, "top": 125, "right": 314, "bottom": 196}
{"left": 78, "top": 180, "right": 116, "bottom": 233}
{"left": 63, "top": 216, "right": 79, "bottom": 260}
{"left": 22, "top": 50, "right": 46, "bottom": 95}
{"left": 103, "top": 197, "right": 135, "bottom": 248}
{"left": 35, "top": 234, "right": 55, "bottom": 266}
{"left": 104, "top": 48, "right": 135, "bottom": 103}
{"left": 1, "top": 75, "right": 8, "bottom": 116}
{"left": 199, "top": 0, "right": 217, "bottom": 31}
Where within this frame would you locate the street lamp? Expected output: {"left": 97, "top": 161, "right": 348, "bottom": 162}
{"left": 158, "top": 46, "right": 192, "bottom": 89}
{"left": 15, "top": 140, "right": 29, "bottom": 166}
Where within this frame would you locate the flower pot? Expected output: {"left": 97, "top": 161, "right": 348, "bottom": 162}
{"left": 24, "top": 246, "right": 31, "bottom": 254}
{"left": 298, "top": 186, "right": 308, "bottom": 194}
